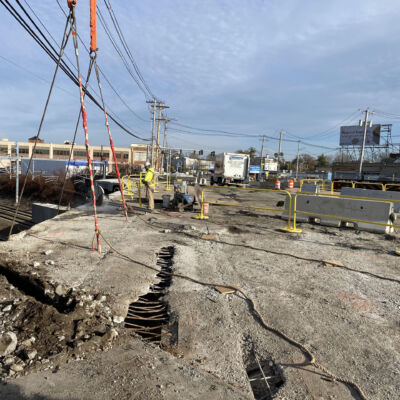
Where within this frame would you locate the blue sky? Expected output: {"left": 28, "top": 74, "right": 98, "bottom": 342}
{"left": 1, "top": 0, "right": 400, "bottom": 159}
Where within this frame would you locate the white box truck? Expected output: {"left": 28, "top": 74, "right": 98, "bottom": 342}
{"left": 211, "top": 153, "right": 250, "bottom": 185}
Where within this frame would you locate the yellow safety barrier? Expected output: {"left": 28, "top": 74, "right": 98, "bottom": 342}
{"left": 121, "top": 174, "right": 143, "bottom": 207}
{"left": 165, "top": 173, "right": 172, "bottom": 191}
{"left": 384, "top": 183, "right": 400, "bottom": 191}
{"left": 300, "top": 179, "right": 333, "bottom": 194}
{"left": 354, "top": 181, "right": 385, "bottom": 191}
{"left": 332, "top": 180, "right": 354, "bottom": 191}
{"left": 194, "top": 185, "right": 299, "bottom": 232}
{"left": 291, "top": 191, "right": 400, "bottom": 233}
{"left": 156, "top": 173, "right": 173, "bottom": 191}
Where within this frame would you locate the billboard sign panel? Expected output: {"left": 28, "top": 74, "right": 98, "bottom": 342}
{"left": 340, "top": 125, "right": 381, "bottom": 146}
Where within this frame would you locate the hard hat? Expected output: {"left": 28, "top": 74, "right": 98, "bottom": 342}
{"left": 145, "top": 161, "right": 151, "bottom": 167}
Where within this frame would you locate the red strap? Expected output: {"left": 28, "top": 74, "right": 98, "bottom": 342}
{"left": 90, "top": 0, "right": 97, "bottom": 53}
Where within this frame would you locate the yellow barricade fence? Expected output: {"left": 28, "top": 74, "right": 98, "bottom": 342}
{"left": 121, "top": 174, "right": 143, "bottom": 207}
{"left": 384, "top": 183, "right": 400, "bottom": 191}
{"left": 300, "top": 179, "right": 333, "bottom": 194}
{"left": 333, "top": 180, "right": 390, "bottom": 192}
{"left": 291, "top": 191, "right": 400, "bottom": 233}
{"left": 353, "top": 181, "right": 385, "bottom": 191}
{"left": 156, "top": 173, "right": 173, "bottom": 191}
{"left": 195, "top": 185, "right": 296, "bottom": 232}
{"left": 332, "top": 180, "right": 354, "bottom": 191}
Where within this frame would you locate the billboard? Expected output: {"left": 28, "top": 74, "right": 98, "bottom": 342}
{"left": 340, "top": 124, "right": 381, "bottom": 146}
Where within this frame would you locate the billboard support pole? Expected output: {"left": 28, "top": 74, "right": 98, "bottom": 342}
{"left": 358, "top": 109, "right": 374, "bottom": 176}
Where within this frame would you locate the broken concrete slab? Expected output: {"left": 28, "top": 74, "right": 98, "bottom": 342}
{"left": 0, "top": 332, "right": 18, "bottom": 356}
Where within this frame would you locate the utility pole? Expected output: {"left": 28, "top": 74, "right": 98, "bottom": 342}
{"left": 15, "top": 142, "right": 19, "bottom": 204}
{"left": 296, "top": 140, "right": 300, "bottom": 179}
{"left": 259, "top": 135, "right": 265, "bottom": 181}
{"left": 161, "top": 117, "right": 170, "bottom": 173}
{"left": 146, "top": 99, "right": 157, "bottom": 167}
{"left": 155, "top": 102, "right": 169, "bottom": 170}
{"left": 277, "top": 131, "right": 285, "bottom": 172}
{"left": 358, "top": 108, "right": 374, "bottom": 176}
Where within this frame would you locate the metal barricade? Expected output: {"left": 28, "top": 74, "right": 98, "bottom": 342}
{"left": 300, "top": 179, "right": 333, "bottom": 194}
{"left": 384, "top": 183, "right": 400, "bottom": 192}
{"left": 354, "top": 181, "right": 385, "bottom": 191}
{"left": 194, "top": 185, "right": 296, "bottom": 232}
{"left": 121, "top": 174, "right": 142, "bottom": 207}
{"left": 332, "top": 180, "right": 354, "bottom": 191}
{"left": 291, "top": 191, "right": 400, "bottom": 233}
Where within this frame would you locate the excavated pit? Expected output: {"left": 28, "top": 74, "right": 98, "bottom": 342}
{"left": 0, "top": 260, "right": 120, "bottom": 379}
{"left": 124, "top": 246, "right": 174, "bottom": 344}
{"left": 245, "top": 352, "right": 285, "bottom": 400}
{"left": 0, "top": 264, "right": 76, "bottom": 314}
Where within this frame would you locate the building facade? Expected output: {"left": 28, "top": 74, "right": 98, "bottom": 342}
{"left": 0, "top": 139, "right": 149, "bottom": 172}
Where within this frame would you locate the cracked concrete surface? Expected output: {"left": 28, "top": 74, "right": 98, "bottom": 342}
{"left": 0, "top": 190, "right": 399, "bottom": 399}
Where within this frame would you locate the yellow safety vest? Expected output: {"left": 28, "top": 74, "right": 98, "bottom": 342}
{"left": 144, "top": 168, "right": 154, "bottom": 183}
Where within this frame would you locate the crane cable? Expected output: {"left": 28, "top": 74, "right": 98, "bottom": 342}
{"left": 0, "top": 0, "right": 149, "bottom": 141}
{"left": 8, "top": 11, "right": 72, "bottom": 238}
{"left": 69, "top": 0, "right": 101, "bottom": 253}
{"left": 57, "top": 58, "right": 95, "bottom": 213}
{"left": 90, "top": 0, "right": 129, "bottom": 222}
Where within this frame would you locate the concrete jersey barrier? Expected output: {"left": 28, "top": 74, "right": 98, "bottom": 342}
{"left": 341, "top": 187, "right": 400, "bottom": 213}
{"left": 282, "top": 194, "right": 395, "bottom": 234}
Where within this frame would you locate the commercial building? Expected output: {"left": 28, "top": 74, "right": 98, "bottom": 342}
{"left": 0, "top": 138, "right": 149, "bottom": 172}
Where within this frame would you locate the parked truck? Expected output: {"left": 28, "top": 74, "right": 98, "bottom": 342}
{"left": 211, "top": 152, "right": 250, "bottom": 185}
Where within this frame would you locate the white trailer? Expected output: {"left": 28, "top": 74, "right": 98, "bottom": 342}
{"left": 211, "top": 153, "right": 250, "bottom": 185}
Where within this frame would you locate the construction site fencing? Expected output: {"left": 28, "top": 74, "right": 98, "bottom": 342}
{"left": 121, "top": 174, "right": 142, "bottom": 207}
{"left": 384, "top": 183, "right": 400, "bottom": 191}
{"left": 332, "top": 180, "right": 387, "bottom": 191}
{"left": 299, "top": 179, "right": 333, "bottom": 193}
{"left": 354, "top": 181, "right": 386, "bottom": 191}
{"left": 290, "top": 191, "right": 400, "bottom": 233}
{"left": 121, "top": 172, "right": 173, "bottom": 207}
{"left": 195, "top": 185, "right": 296, "bottom": 232}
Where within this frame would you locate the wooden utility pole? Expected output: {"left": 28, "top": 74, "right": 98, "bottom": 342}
{"left": 155, "top": 102, "right": 169, "bottom": 170}
{"left": 146, "top": 99, "right": 157, "bottom": 167}
{"left": 277, "top": 131, "right": 286, "bottom": 172}
{"left": 358, "top": 108, "right": 374, "bottom": 176}
{"left": 259, "top": 135, "right": 265, "bottom": 181}
{"left": 296, "top": 140, "right": 300, "bottom": 179}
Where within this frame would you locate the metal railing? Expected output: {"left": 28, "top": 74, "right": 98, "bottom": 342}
{"left": 195, "top": 185, "right": 296, "bottom": 232}
{"left": 299, "top": 179, "right": 333, "bottom": 194}
{"left": 290, "top": 191, "right": 400, "bottom": 233}
{"left": 384, "top": 183, "right": 400, "bottom": 191}
{"left": 354, "top": 181, "right": 385, "bottom": 191}
{"left": 121, "top": 174, "right": 142, "bottom": 206}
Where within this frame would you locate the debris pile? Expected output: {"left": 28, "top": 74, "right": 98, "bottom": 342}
{"left": 0, "top": 259, "right": 122, "bottom": 379}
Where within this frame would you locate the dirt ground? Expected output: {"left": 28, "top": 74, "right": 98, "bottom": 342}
{"left": 0, "top": 187, "right": 399, "bottom": 399}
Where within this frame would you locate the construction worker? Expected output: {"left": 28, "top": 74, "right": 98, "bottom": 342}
{"left": 143, "top": 162, "right": 155, "bottom": 210}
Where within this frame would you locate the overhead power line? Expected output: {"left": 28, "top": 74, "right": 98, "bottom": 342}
{"left": 169, "top": 126, "right": 336, "bottom": 150}
{"left": 103, "top": 0, "right": 156, "bottom": 100}
{"left": 285, "top": 110, "right": 360, "bottom": 141}
{"left": 96, "top": 4, "right": 150, "bottom": 100}
{"left": 54, "top": 0, "right": 149, "bottom": 124}
{"left": 0, "top": 0, "right": 149, "bottom": 141}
